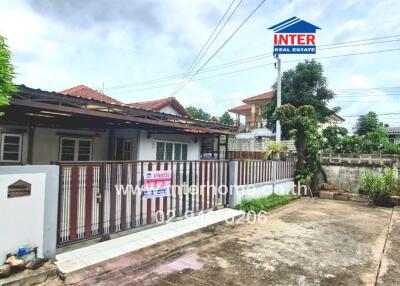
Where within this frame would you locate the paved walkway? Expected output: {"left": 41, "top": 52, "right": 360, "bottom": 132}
{"left": 65, "top": 199, "right": 397, "bottom": 285}
{"left": 55, "top": 208, "right": 244, "bottom": 274}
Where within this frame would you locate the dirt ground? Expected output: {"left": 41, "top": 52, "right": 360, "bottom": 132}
{"left": 65, "top": 198, "right": 398, "bottom": 286}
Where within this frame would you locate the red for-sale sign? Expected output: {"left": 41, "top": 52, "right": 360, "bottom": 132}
{"left": 143, "top": 170, "right": 171, "bottom": 198}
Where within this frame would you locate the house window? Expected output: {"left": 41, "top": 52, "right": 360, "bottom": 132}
{"left": 165, "top": 143, "right": 173, "bottom": 160}
{"left": 60, "top": 138, "right": 92, "bottom": 161}
{"left": 156, "top": 142, "right": 165, "bottom": 160}
{"left": 116, "top": 139, "right": 133, "bottom": 160}
{"left": 182, "top": 144, "right": 188, "bottom": 160}
{"left": 1, "top": 133, "right": 22, "bottom": 162}
{"left": 156, "top": 141, "right": 188, "bottom": 160}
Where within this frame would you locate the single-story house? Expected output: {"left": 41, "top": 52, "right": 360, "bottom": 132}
{"left": 0, "top": 85, "right": 236, "bottom": 165}
{"left": 386, "top": 127, "right": 400, "bottom": 144}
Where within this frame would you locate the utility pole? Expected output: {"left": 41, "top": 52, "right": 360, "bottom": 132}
{"left": 275, "top": 54, "right": 282, "bottom": 142}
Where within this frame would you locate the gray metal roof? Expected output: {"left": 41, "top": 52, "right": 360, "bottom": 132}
{"left": 385, "top": 127, "right": 400, "bottom": 134}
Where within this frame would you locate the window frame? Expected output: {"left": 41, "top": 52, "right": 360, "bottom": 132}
{"left": 115, "top": 138, "right": 133, "bottom": 160}
{"left": 122, "top": 139, "right": 133, "bottom": 160}
{"left": 59, "top": 137, "right": 93, "bottom": 162}
{"left": 155, "top": 140, "right": 188, "bottom": 161}
{"left": 0, "top": 133, "right": 23, "bottom": 163}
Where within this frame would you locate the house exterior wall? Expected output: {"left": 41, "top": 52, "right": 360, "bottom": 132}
{"left": 0, "top": 124, "right": 109, "bottom": 165}
{"left": 0, "top": 123, "right": 204, "bottom": 164}
{"left": 32, "top": 127, "right": 109, "bottom": 164}
{"left": 137, "top": 130, "right": 200, "bottom": 160}
{"left": 390, "top": 134, "right": 400, "bottom": 145}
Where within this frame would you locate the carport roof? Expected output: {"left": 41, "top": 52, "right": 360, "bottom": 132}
{"left": 2, "top": 85, "right": 237, "bottom": 135}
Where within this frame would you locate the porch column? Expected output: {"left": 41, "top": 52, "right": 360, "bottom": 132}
{"left": 27, "top": 125, "right": 35, "bottom": 164}
{"left": 217, "top": 135, "right": 220, "bottom": 160}
{"left": 235, "top": 113, "right": 240, "bottom": 126}
{"left": 251, "top": 104, "right": 256, "bottom": 129}
{"left": 107, "top": 129, "right": 115, "bottom": 160}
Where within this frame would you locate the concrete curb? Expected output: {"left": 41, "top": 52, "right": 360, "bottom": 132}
{"left": 319, "top": 190, "right": 368, "bottom": 203}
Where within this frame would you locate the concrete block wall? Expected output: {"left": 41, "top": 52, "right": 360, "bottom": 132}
{"left": 319, "top": 164, "right": 385, "bottom": 193}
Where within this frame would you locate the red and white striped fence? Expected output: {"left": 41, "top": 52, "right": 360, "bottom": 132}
{"left": 57, "top": 160, "right": 229, "bottom": 246}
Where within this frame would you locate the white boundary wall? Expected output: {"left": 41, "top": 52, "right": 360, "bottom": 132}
{"left": 228, "top": 160, "right": 296, "bottom": 207}
{"left": 0, "top": 165, "right": 59, "bottom": 264}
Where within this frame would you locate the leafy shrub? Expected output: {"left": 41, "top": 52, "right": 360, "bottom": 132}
{"left": 264, "top": 141, "right": 288, "bottom": 160}
{"left": 236, "top": 194, "right": 296, "bottom": 213}
{"left": 360, "top": 169, "right": 398, "bottom": 206}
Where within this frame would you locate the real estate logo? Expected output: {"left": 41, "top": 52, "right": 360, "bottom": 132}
{"left": 268, "top": 16, "right": 321, "bottom": 54}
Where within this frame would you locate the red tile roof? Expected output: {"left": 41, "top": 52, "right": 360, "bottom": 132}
{"left": 229, "top": 104, "right": 251, "bottom": 113}
{"left": 60, "top": 85, "right": 123, "bottom": 105}
{"left": 243, "top": 91, "right": 273, "bottom": 103}
{"left": 129, "top": 97, "right": 189, "bottom": 117}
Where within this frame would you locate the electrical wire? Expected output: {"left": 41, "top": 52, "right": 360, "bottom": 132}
{"left": 170, "top": 0, "right": 243, "bottom": 96}
{"left": 109, "top": 48, "right": 400, "bottom": 95}
{"left": 104, "top": 34, "right": 400, "bottom": 91}
{"left": 169, "top": 0, "right": 267, "bottom": 97}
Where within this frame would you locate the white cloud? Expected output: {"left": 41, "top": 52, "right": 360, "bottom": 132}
{"left": 0, "top": 0, "right": 398, "bottom": 124}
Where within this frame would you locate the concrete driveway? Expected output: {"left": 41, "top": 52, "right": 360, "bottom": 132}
{"left": 67, "top": 199, "right": 398, "bottom": 286}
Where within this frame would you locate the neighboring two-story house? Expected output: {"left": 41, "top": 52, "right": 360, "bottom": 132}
{"left": 229, "top": 91, "right": 275, "bottom": 139}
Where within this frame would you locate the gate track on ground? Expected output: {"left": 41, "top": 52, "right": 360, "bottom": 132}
{"left": 374, "top": 207, "right": 394, "bottom": 286}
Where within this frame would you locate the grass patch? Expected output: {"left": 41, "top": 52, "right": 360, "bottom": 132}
{"left": 235, "top": 193, "right": 297, "bottom": 213}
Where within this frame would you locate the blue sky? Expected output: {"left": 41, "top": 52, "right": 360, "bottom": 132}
{"left": 0, "top": 0, "right": 399, "bottom": 129}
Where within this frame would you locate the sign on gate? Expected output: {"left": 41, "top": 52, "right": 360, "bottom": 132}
{"left": 143, "top": 170, "right": 171, "bottom": 198}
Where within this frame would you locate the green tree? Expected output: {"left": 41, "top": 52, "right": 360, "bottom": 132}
{"left": 322, "top": 124, "right": 400, "bottom": 155}
{"left": 322, "top": 125, "right": 348, "bottom": 153}
{"left": 354, "top": 111, "right": 382, "bottom": 135}
{"left": 219, "top": 111, "right": 234, "bottom": 125}
{"left": 273, "top": 104, "right": 323, "bottom": 189}
{"left": 264, "top": 60, "right": 337, "bottom": 139}
{"left": 186, "top": 106, "right": 211, "bottom": 121}
{"left": 0, "top": 35, "right": 17, "bottom": 116}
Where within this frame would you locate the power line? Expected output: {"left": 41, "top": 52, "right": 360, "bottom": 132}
{"left": 171, "top": 0, "right": 243, "bottom": 96}
{"left": 318, "top": 39, "right": 400, "bottom": 51}
{"left": 107, "top": 48, "right": 400, "bottom": 95}
{"left": 111, "top": 62, "right": 275, "bottom": 94}
{"left": 334, "top": 94, "right": 400, "bottom": 98}
{"left": 104, "top": 34, "right": 400, "bottom": 91}
{"left": 169, "top": 0, "right": 267, "bottom": 97}
{"left": 341, "top": 112, "right": 400, "bottom": 117}
{"left": 185, "top": 0, "right": 237, "bottom": 75}
{"left": 283, "top": 48, "right": 400, "bottom": 64}
{"left": 319, "top": 34, "right": 400, "bottom": 47}
{"left": 335, "top": 86, "right": 400, "bottom": 91}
